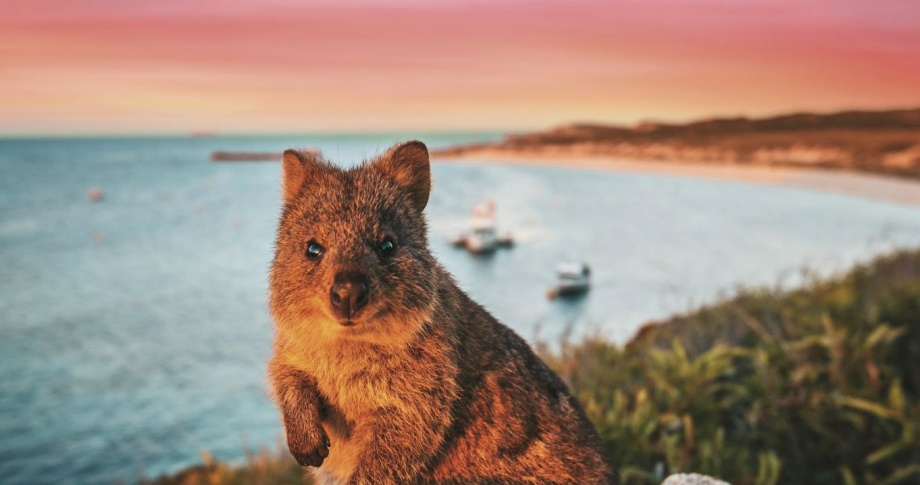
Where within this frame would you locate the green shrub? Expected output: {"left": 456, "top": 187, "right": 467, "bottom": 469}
{"left": 557, "top": 248, "right": 920, "bottom": 484}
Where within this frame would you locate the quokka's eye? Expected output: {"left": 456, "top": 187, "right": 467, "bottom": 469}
{"left": 378, "top": 239, "right": 396, "bottom": 257}
{"left": 305, "top": 241, "right": 324, "bottom": 259}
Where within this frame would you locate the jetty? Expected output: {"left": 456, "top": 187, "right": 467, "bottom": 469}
{"left": 210, "top": 151, "right": 282, "bottom": 162}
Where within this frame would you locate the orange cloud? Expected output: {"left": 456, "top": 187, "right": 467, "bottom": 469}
{"left": 2, "top": 0, "right": 919, "bottom": 134}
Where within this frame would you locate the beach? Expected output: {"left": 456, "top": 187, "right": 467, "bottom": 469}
{"left": 433, "top": 149, "right": 920, "bottom": 207}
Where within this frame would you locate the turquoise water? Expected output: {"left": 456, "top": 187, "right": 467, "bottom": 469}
{"left": 2, "top": 134, "right": 920, "bottom": 484}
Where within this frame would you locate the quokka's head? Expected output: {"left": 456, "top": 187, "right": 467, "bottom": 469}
{"left": 269, "top": 141, "right": 438, "bottom": 344}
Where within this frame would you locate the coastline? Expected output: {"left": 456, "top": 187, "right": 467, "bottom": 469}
{"left": 433, "top": 149, "right": 920, "bottom": 207}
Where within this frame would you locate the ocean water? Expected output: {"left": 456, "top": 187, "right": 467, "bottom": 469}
{"left": 2, "top": 134, "right": 920, "bottom": 484}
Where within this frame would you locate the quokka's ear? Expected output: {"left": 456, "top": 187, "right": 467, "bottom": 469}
{"left": 281, "top": 149, "right": 320, "bottom": 204}
{"left": 378, "top": 140, "right": 431, "bottom": 212}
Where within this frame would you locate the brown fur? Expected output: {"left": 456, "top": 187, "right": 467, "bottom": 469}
{"left": 268, "top": 141, "right": 617, "bottom": 484}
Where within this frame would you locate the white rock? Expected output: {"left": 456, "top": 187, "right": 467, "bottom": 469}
{"left": 661, "top": 473, "right": 731, "bottom": 485}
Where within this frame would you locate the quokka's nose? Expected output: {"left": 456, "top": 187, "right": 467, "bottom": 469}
{"left": 330, "top": 272, "right": 370, "bottom": 320}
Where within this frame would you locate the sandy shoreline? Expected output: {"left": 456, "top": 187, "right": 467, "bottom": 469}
{"left": 433, "top": 150, "right": 920, "bottom": 207}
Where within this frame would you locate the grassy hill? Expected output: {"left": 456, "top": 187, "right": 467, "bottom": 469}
{"left": 434, "top": 108, "right": 920, "bottom": 179}
{"left": 147, "top": 247, "right": 920, "bottom": 485}
{"left": 547, "top": 247, "right": 920, "bottom": 484}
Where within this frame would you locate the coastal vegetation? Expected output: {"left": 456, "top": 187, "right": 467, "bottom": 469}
{"left": 434, "top": 108, "right": 920, "bottom": 179}
{"left": 546, "top": 246, "right": 920, "bottom": 484}
{"left": 148, "top": 247, "right": 920, "bottom": 485}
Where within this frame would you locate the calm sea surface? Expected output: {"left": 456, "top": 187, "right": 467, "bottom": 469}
{"left": 2, "top": 134, "right": 920, "bottom": 484}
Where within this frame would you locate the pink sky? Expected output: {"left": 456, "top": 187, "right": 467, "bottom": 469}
{"left": 2, "top": 0, "right": 919, "bottom": 134}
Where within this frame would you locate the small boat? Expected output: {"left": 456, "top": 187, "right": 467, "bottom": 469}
{"left": 464, "top": 227, "right": 499, "bottom": 254}
{"left": 547, "top": 262, "right": 591, "bottom": 299}
{"left": 450, "top": 201, "right": 514, "bottom": 254}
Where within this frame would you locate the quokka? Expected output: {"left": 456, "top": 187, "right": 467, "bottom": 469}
{"left": 268, "top": 141, "right": 617, "bottom": 484}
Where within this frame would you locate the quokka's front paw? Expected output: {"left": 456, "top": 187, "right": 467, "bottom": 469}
{"left": 287, "top": 425, "right": 330, "bottom": 467}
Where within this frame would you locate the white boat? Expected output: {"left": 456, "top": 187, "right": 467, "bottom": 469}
{"left": 548, "top": 262, "right": 591, "bottom": 299}
{"left": 450, "top": 200, "right": 513, "bottom": 254}
{"left": 464, "top": 227, "right": 498, "bottom": 254}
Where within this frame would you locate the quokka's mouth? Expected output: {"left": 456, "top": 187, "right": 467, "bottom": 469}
{"left": 331, "top": 304, "right": 385, "bottom": 328}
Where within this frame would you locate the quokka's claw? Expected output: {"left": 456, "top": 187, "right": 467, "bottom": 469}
{"left": 288, "top": 430, "right": 330, "bottom": 468}
{"left": 292, "top": 445, "right": 327, "bottom": 467}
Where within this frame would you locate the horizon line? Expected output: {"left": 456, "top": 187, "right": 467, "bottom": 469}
{"left": 4, "top": 104, "right": 919, "bottom": 140}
